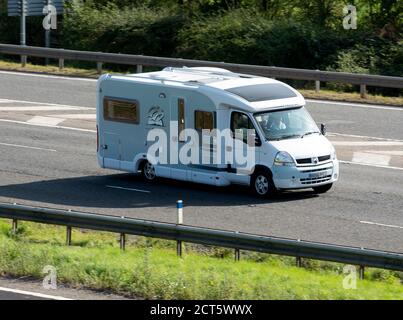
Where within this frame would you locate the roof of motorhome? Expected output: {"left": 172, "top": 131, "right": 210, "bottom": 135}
{"left": 106, "top": 67, "right": 305, "bottom": 111}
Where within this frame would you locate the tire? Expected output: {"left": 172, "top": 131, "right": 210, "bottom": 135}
{"left": 251, "top": 170, "right": 277, "bottom": 197}
{"left": 312, "top": 183, "right": 333, "bottom": 194}
{"left": 142, "top": 161, "right": 157, "bottom": 181}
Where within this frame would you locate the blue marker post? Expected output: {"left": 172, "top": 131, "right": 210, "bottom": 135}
{"left": 177, "top": 200, "right": 183, "bottom": 257}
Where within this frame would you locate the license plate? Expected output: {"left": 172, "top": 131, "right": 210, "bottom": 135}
{"left": 309, "top": 171, "right": 328, "bottom": 179}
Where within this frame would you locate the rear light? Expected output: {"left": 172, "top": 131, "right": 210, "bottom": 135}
{"left": 96, "top": 125, "right": 99, "bottom": 152}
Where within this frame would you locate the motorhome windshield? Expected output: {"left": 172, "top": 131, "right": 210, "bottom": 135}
{"left": 254, "top": 107, "right": 320, "bottom": 141}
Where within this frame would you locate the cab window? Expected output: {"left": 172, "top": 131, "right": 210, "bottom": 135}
{"left": 230, "top": 111, "right": 260, "bottom": 145}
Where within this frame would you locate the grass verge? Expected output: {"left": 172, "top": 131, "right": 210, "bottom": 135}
{"left": 0, "top": 219, "right": 402, "bottom": 299}
{"left": 0, "top": 59, "right": 401, "bottom": 107}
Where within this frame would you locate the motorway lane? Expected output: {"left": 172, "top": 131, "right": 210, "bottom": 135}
{"left": 0, "top": 71, "right": 402, "bottom": 253}
{"left": 0, "top": 122, "right": 402, "bottom": 252}
{"left": 0, "top": 70, "right": 402, "bottom": 139}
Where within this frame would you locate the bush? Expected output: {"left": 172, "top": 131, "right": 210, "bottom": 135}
{"left": 61, "top": 3, "right": 186, "bottom": 57}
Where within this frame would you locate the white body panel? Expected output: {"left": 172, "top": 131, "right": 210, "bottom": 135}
{"left": 96, "top": 68, "right": 339, "bottom": 191}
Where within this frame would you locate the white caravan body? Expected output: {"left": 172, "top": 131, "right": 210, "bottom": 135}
{"left": 96, "top": 67, "right": 339, "bottom": 194}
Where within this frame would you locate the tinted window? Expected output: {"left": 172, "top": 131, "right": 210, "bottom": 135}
{"left": 226, "top": 84, "right": 297, "bottom": 102}
{"left": 104, "top": 97, "right": 139, "bottom": 124}
{"left": 195, "top": 111, "right": 214, "bottom": 130}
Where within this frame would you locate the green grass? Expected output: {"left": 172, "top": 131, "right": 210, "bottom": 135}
{"left": 0, "top": 219, "right": 402, "bottom": 299}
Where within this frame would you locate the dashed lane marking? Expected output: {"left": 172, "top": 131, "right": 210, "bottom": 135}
{"left": 329, "top": 132, "right": 403, "bottom": 142}
{"left": 360, "top": 221, "right": 403, "bottom": 230}
{"left": 0, "top": 142, "right": 57, "bottom": 152}
{"left": 106, "top": 185, "right": 151, "bottom": 194}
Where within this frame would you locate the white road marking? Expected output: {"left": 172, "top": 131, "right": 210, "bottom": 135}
{"left": 57, "top": 114, "right": 96, "bottom": 120}
{"left": 0, "top": 98, "right": 95, "bottom": 109}
{"left": 0, "top": 286, "right": 71, "bottom": 300}
{"left": 0, "top": 142, "right": 56, "bottom": 152}
{"left": 106, "top": 185, "right": 151, "bottom": 194}
{"left": 352, "top": 152, "right": 391, "bottom": 166}
{"left": 329, "top": 132, "right": 403, "bottom": 142}
{"left": 340, "top": 160, "right": 403, "bottom": 171}
{"left": 306, "top": 99, "right": 403, "bottom": 111}
{"left": 360, "top": 221, "right": 403, "bottom": 230}
{"left": 0, "top": 106, "right": 94, "bottom": 111}
{"left": 0, "top": 118, "right": 96, "bottom": 133}
{"left": 363, "top": 150, "right": 403, "bottom": 156}
{"left": 27, "top": 116, "right": 65, "bottom": 126}
{"left": 332, "top": 141, "right": 403, "bottom": 146}
{"left": 0, "top": 70, "right": 97, "bottom": 82}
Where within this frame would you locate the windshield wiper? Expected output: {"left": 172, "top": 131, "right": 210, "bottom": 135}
{"left": 301, "top": 131, "right": 320, "bottom": 138}
{"left": 273, "top": 134, "right": 301, "bottom": 141}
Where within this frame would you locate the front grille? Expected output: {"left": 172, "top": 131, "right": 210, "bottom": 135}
{"left": 301, "top": 166, "right": 332, "bottom": 174}
{"left": 296, "top": 155, "right": 331, "bottom": 165}
{"left": 318, "top": 155, "right": 331, "bottom": 162}
{"left": 300, "top": 175, "right": 332, "bottom": 185}
{"left": 296, "top": 158, "right": 311, "bottom": 164}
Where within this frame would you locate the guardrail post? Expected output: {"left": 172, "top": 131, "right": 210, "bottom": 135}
{"left": 136, "top": 64, "right": 143, "bottom": 73}
{"left": 315, "top": 80, "right": 320, "bottom": 93}
{"left": 120, "top": 233, "right": 126, "bottom": 251}
{"left": 66, "top": 226, "right": 72, "bottom": 246}
{"left": 296, "top": 256, "right": 302, "bottom": 267}
{"left": 21, "top": 56, "right": 27, "bottom": 68}
{"left": 360, "top": 84, "right": 367, "bottom": 99}
{"left": 359, "top": 265, "right": 365, "bottom": 279}
{"left": 59, "top": 58, "right": 64, "bottom": 71}
{"left": 11, "top": 219, "right": 18, "bottom": 234}
{"left": 177, "top": 200, "right": 183, "bottom": 257}
{"left": 97, "top": 62, "right": 103, "bottom": 75}
{"left": 234, "top": 248, "right": 240, "bottom": 261}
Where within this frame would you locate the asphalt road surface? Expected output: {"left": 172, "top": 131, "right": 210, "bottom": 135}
{"left": 0, "top": 70, "right": 402, "bottom": 253}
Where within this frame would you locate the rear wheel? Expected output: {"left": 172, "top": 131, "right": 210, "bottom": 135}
{"left": 313, "top": 183, "right": 333, "bottom": 194}
{"left": 142, "top": 161, "right": 156, "bottom": 181}
{"left": 251, "top": 170, "right": 276, "bottom": 197}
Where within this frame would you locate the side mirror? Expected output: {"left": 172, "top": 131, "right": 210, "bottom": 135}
{"left": 320, "top": 123, "right": 327, "bottom": 136}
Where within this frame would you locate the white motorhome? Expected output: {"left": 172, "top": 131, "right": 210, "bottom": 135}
{"left": 96, "top": 67, "right": 339, "bottom": 197}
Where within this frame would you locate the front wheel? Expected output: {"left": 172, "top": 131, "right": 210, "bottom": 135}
{"left": 142, "top": 161, "right": 157, "bottom": 181}
{"left": 312, "top": 183, "right": 333, "bottom": 194}
{"left": 251, "top": 171, "right": 277, "bottom": 197}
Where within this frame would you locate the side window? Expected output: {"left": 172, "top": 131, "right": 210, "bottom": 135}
{"left": 231, "top": 111, "right": 260, "bottom": 145}
{"left": 103, "top": 97, "right": 139, "bottom": 124}
{"left": 178, "top": 98, "right": 186, "bottom": 142}
{"left": 195, "top": 110, "right": 214, "bottom": 131}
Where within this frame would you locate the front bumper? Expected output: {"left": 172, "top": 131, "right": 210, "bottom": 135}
{"left": 272, "top": 160, "right": 339, "bottom": 190}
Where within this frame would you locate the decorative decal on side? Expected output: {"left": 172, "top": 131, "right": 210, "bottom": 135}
{"left": 148, "top": 106, "right": 165, "bottom": 127}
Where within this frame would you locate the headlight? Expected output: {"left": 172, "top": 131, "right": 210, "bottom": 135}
{"left": 331, "top": 151, "right": 337, "bottom": 160}
{"left": 274, "top": 151, "right": 295, "bottom": 167}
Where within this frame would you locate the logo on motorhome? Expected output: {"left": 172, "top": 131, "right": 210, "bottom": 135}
{"left": 148, "top": 106, "right": 165, "bottom": 127}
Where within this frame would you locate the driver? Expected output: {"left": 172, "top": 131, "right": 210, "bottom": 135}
{"left": 268, "top": 113, "right": 286, "bottom": 131}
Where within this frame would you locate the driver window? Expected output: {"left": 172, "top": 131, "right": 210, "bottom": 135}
{"left": 231, "top": 112, "right": 259, "bottom": 145}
